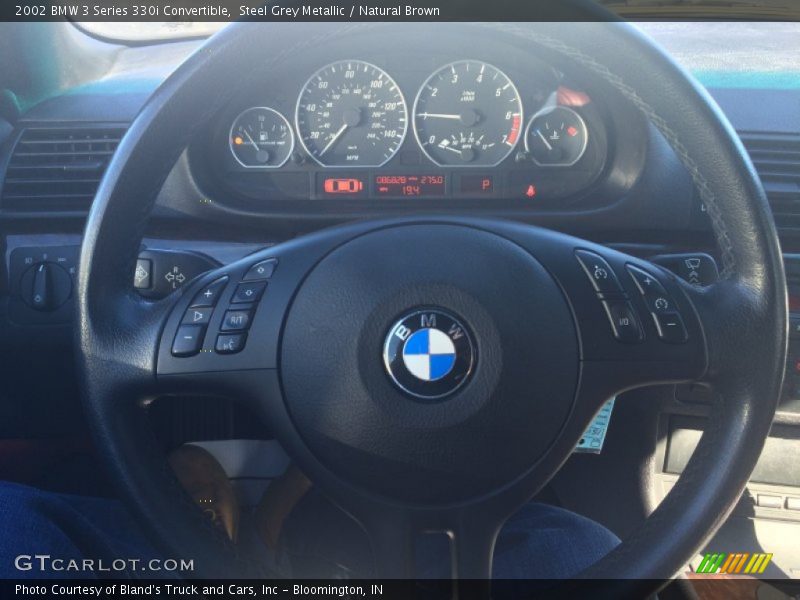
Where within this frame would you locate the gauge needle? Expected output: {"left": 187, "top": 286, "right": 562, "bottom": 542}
{"left": 535, "top": 129, "right": 553, "bottom": 151}
{"left": 418, "top": 112, "right": 462, "bottom": 120}
{"left": 320, "top": 123, "right": 348, "bottom": 157}
{"left": 242, "top": 129, "right": 261, "bottom": 151}
{"left": 439, "top": 144, "right": 463, "bottom": 155}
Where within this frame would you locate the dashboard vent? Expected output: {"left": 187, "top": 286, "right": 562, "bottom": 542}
{"left": 739, "top": 131, "right": 800, "bottom": 230}
{"left": 1, "top": 125, "right": 125, "bottom": 213}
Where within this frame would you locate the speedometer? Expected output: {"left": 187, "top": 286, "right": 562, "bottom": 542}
{"left": 413, "top": 60, "right": 523, "bottom": 167}
{"left": 295, "top": 60, "right": 408, "bottom": 167}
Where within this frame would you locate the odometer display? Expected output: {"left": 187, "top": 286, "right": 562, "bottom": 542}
{"left": 296, "top": 60, "right": 408, "bottom": 167}
{"left": 413, "top": 60, "right": 523, "bottom": 167}
{"left": 374, "top": 174, "right": 446, "bottom": 197}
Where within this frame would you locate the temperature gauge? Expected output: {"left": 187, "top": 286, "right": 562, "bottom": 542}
{"left": 230, "top": 107, "right": 294, "bottom": 168}
{"left": 525, "top": 106, "right": 588, "bottom": 167}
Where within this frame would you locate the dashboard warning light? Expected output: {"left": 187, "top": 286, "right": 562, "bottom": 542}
{"left": 324, "top": 178, "right": 364, "bottom": 194}
{"left": 233, "top": 136, "right": 244, "bottom": 145}
{"left": 525, "top": 184, "right": 537, "bottom": 198}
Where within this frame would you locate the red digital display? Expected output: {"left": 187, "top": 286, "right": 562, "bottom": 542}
{"left": 790, "top": 291, "right": 800, "bottom": 313}
{"left": 374, "top": 175, "right": 446, "bottom": 197}
{"left": 460, "top": 175, "right": 494, "bottom": 195}
{"left": 324, "top": 178, "right": 364, "bottom": 194}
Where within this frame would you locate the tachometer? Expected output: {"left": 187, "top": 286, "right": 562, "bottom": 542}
{"left": 296, "top": 60, "right": 407, "bottom": 167}
{"left": 229, "top": 107, "right": 294, "bottom": 168}
{"left": 413, "top": 60, "right": 523, "bottom": 167}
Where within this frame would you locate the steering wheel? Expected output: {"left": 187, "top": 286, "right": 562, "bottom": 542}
{"left": 76, "top": 21, "right": 786, "bottom": 597}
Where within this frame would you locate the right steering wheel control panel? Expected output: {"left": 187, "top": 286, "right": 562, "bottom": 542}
{"left": 575, "top": 250, "right": 688, "bottom": 344}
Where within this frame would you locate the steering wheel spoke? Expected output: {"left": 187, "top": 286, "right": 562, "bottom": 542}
{"left": 156, "top": 263, "right": 281, "bottom": 378}
{"left": 151, "top": 230, "right": 350, "bottom": 406}
{"left": 487, "top": 225, "right": 708, "bottom": 407}
{"left": 570, "top": 250, "right": 709, "bottom": 397}
{"left": 451, "top": 516, "right": 499, "bottom": 582}
{"left": 358, "top": 506, "right": 418, "bottom": 579}
{"left": 333, "top": 498, "right": 503, "bottom": 587}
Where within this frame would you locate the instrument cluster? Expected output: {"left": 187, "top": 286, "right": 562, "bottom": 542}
{"left": 201, "top": 52, "right": 612, "bottom": 207}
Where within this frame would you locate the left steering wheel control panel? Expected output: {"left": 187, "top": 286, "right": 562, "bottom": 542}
{"left": 157, "top": 249, "right": 310, "bottom": 375}
{"left": 170, "top": 258, "right": 276, "bottom": 358}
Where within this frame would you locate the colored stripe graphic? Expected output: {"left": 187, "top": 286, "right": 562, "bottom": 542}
{"left": 697, "top": 552, "right": 772, "bottom": 574}
{"left": 696, "top": 553, "right": 715, "bottom": 573}
{"left": 720, "top": 553, "right": 736, "bottom": 573}
{"left": 732, "top": 553, "right": 749, "bottom": 574}
{"left": 744, "top": 553, "right": 773, "bottom": 574}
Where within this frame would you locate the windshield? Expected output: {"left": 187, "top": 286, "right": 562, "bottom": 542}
{"left": 78, "top": 22, "right": 227, "bottom": 41}
{"left": 76, "top": 21, "right": 800, "bottom": 89}
{"left": 641, "top": 22, "right": 800, "bottom": 88}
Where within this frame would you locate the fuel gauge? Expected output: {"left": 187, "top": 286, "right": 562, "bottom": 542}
{"left": 525, "top": 106, "right": 588, "bottom": 167}
{"left": 230, "top": 107, "right": 294, "bottom": 168}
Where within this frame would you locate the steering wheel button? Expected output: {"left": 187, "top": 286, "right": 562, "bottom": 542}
{"left": 653, "top": 312, "right": 688, "bottom": 344}
{"left": 575, "top": 250, "right": 624, "bottom": 295}
{"left": 601, "top": 301, "right": 643, "bottom": 343}
{"left": 216, "top": 333, "right": 247, "bottom": 354}
{"left": 243, "top": 259, "right": 278, "bottom": 281}
{"left": 190, "top": 276, "right": 228, "bottom": 308}
{"left": 627, "top": 264, "right": 667, "bottom": 296}
{"left": 627, "top": 265, "right": 674, "bottom": 313}
{"left": 232, "top": 281, "right": 267, "bottom": 304}
{"left": 182, "top": 306, "right": 212, "bottom": 326}
{"left": 172, "top": 325, "right": 205, "bottom": 357}
{"left": 221, "top": 309, "right": 252, "bottom": 331}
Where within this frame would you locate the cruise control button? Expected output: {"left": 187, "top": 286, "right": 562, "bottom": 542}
{"left": 575, "top": 250, "right": 624, "bottom": 295}
{"left": 190, "top": 277, "right": 228, "bottom": 308}
{"left": 172, "top": 325, "right": 205, "bottom": 357}
{"left": 649, "top": 296, "right": 672, "bottom": 313}
{"left": 232, "top": 281, "right": 267, "bottom": 304}
{"left": 221, "top": 309, "right": 252, "bottom": 331}
{"left": 627, "top": 265, "right": 673, "bottom": 313}
{"left": 627, "top": 265, "right": 667, "bottom": 296}
{"left": 243, "top": 258, "right": 277, "bottom": 281}
{"left": 216, "top": 333, "right": 247, "bottom": 354}
{"left": 182, "top": 306, "right": 212, "bottom": 325}
{"left": 653, "top": 312, "right": 688, "bottom": 344}
{"left": 602, "top": 301, "right": 643, "bottom": 343}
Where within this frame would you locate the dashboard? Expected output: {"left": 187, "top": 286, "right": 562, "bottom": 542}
{"left": 188, "top": 28, "right": 642, "bottom": 215}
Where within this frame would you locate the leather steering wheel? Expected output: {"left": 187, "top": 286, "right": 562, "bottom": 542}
{"left": 76, "top": 22, "right": 787, "bottom": 597}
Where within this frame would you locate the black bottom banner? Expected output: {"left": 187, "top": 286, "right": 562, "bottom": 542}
{"left": 3, "top": 578, "right": 800, "bottom": 600}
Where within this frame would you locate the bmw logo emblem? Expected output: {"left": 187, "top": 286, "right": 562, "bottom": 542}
{"left": 383, "top": 309, "right": 475, "bottom": 400}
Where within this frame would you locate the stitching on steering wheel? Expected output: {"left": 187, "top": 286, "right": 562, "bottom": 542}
{"left": 486, "top": 23, "right": 736, "bottom": 280}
